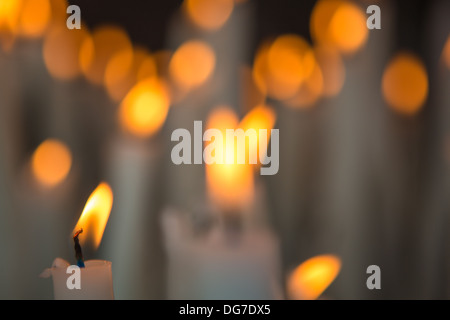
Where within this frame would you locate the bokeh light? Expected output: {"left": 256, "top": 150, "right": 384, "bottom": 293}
{"left": 287, "top": 254, "right": 341, "bottom": 300}
{"left": 18, "top": 0, "right": 51, "bottom": 38}
{"left": 43, "top": 26, "right": 90, "bottom": 80}
{"left": 311, "top": 0, "right": 368, "bottom": 55}
{"left": 185, "top": 0, "right": 234, "bottom": 31}
{"left": 169, "top": 40, "right": 216, "bottom": 91}
{"left": 79, "top": 25, "right": 133, "bottom": 85}
{"left": 253, "top": 35, "right": 318, "bottom": 101}
{"left": 382, "top": 52, "right": 428, "bottom": 115}
{"left": 32, "top": 139, "right": 72, "bottom": 187}
{"left": 119, "top": 78, "right": 171, "bottom": 138}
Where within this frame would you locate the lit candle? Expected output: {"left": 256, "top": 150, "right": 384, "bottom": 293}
{"left": 163, "top": 105, "right": 282, "bottom": 299}
{"left": 100, "top": 77, "right": 170, "bottom": 299}
{"left": 41, "top": 182, "right": 114, "bottom": 300}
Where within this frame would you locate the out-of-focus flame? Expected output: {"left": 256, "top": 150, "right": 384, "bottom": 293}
{"left": 328, "top": 2, "right": 368, "bottom": 54}
{"left": 239, "top": 104, "right": 276, "bottom": 168}
{"left": 105, "top": 47, "right": 157, "bottom": 102}
{"left": 32, "top": 139, "right": 72, "bottom": 187}
{"left": 169, "top": 40, "right": 215, "bottom": 92}
{"left": 288, "top": 254, "right": 341, "bottom": 300}
{"left": 382, "top": 52, "right": 428, "bottom": 115}
{"left": 119, "top": 77, "right": 170, "bottom": 138}
{"left": 442, "top": 35, "right": 450, "bottom": 70}
{"left": 43, "top": 26, "right": 90, "bottom": 80}
{"left": 18, "top": 0, "right": 51, "bottom": 38}
{"left": 184, "top": 0, "right": 234, "bottom": 31}
{"left": 0, "top": 0, "right": 22, "bottom": 50}
{"left": 73, "top": 183, "right": 113, "bottom": 250}
{"left": 253, "top": 35, "right": 318, "bottom": 101}
{"left": 314, "top": 45, "right": 345, "bottom": 97}
{"left": 311, "top": 0, "right": 368, "bottom": 55}
{"left": 205, "top": 107, "right": 254, "bottom": 212}
{"left": 79, "top": 25, "right": 133, "bottom": 85}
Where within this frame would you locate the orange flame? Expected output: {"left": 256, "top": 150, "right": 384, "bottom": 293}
{"left": 287, "top": 254, "right": 341, "bottom": 300}
{"left": 73, "top": 183, "right": 113, "bottom": 249}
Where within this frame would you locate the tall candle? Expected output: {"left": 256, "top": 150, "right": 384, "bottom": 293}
{"left": 100, "top": 78, "right": 169, "bottom": 299}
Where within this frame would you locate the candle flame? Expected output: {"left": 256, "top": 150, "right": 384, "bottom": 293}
{"left": 288, "top": 254, "right": 341, "bottom": 300}
{"left": 73, "top": 182, "right": 113, "bottom": 250}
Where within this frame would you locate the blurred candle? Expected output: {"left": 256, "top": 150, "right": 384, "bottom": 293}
{"left": 100, "top": 77, "right": 170, "bottom": 299}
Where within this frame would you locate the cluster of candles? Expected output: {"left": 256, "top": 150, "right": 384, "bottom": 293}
{"left": 1, "top": 0, "right": 449, "bottom": 300}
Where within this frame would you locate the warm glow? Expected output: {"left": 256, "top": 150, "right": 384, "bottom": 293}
{"left": 79, "top": 25, "right": 133, "bottom": 85}
{"left": 328, "top": 2, "right": 368, "bottom": 54}
{"left": 169, "top": 40, "right": 216, "bottom": 91}
{"left": 266, "top": 35, "right": 314, "bottom": 100}
{"left": 43, "top": 26, "right": 90, "bottom": 80}
{"left": 253, "top": 35, "right": 318, "bottom": 101}
{"left": 239, "top": 104, "right": 276, "bottom": 167}
{"left": 382, "top": 52, "right": 428, "bottom": 115}
{"left": 286, "top": 62, "right": 324, "bottom": 108}
{"left": 0, "top": 0, "right": 22, "bottom": 50}
{"left": 185, "top": 0, "right": 234, "bottom": 31}
{"left": 314, "top": 45, "right": 345, "bottom": 97}
{"left": 311, "top": 0, "right": 344, "bottom": 46}
{"left": 288, "top": 254, "right": 341, "bottom": 300}
{"left": 73, "top": 183, "right": 113, "bottom": 250}
{"left": 205, "top": 107, "right": 254, "bottom": 211}
{"left": 443, "top": 35, "right": 450, "bottom": 70}
{"left": 119, "top": 78, "right": 170, "bottom": 138}
{"left": 32, "top": 139, "right": 72, "bottom": 187}
{"left": 311, "top": 0, "right": 367, "bottom": 54}
{"left": 18, "top": 0, "right": 51, "bottom": 38}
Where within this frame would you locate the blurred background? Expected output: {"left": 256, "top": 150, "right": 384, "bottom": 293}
{"left": 0, "top": 0, "right": 450, "bottom": 299}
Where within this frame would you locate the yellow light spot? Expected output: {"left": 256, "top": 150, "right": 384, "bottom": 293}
{"left": 267, "top": 35, "right": 314, "bottom": 100}
{"left": 288, "top": 254, "right": 341, "bottom": 300}
{"left": 79, "top": 25, "right": 133, "bottom": 85}
{"left": 73, "top": 182, "right": 113, "bottom": 250}
{"left": 32, "top": 139, "right": 72, "bottom": 187}
{"left": 239, "top": 104, "right": 276, "bottom": 168}
{"left": 310, "top": 0, "right": 344, "bottom": 46}
{"left": 328, "top": 2, "right": 368, "bottom": 54}
{"left": 185, "top": 0, "right": 234, "bottom": 31}
{"left": 119, "top": 78, "right": 170, "bottom": 138}
{"left": 311, "top": 0, "right": 367, "bottom": 54}
{"left": 43, "top": 26, "right": 90, "bottom": 80}
{"left": 0, "top": 0, "right": 22, "bottom": 50}
{"left": 18, "top": 0, "right": 51, "bottom": 38}
{"left": 382, "top": 52, "right": 428, "bottom": 115}
{"left": 169, "top": 40, "right": 216, "bottom": 91}
{"left": 205, "top": 107, "right": 254, "bottom": 212}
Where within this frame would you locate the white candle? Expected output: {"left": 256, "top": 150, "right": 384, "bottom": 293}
{"left": 41, "top": 258, "right": 114, "bottom": 300}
